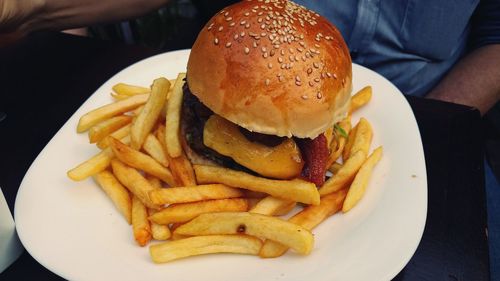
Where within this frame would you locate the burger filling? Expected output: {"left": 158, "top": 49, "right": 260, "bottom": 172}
{"left": 182, "top": 84, "right": 329, "bottom": 186}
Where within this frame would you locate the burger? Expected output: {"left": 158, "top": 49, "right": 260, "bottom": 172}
{"left": 181, "top": 0, "right": 352, "bottom": 187}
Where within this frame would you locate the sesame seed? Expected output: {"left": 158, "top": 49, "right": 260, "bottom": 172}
{"left": 314, "top": 78, "right": 320, "bottom": 82}
{"left": 280, "top": 49, "right": 285, "bottom": 55}
{"left": 265, "top": 79, "right": 270, "bottom": 86}
{"left": 241, "top": 31, "right": 245, "bottom": 37}
{"left": 224, "top": 12, "right": 229, "bottom": 17}
{"left": 263, "top": 52, "right": 268, "bottom": 58}
{"left": 295, "top": 75, "right": 301, "bottom": 82}
{"left": 244, "top": 47, "right": 250, "bottom": 54}
{"left": 295, "top": 80, "right": 302, "bottom": 86}
{"left": 301, "top": 95, "right": 308, "bottom": 100}
{"left": 261, "top": 24, "right": 266, "bottom": 29}
{"left": 268, "top": 63, "right": 273, "bottom": 69}
{"left": 333, "top": 73, "right": 338, "bottom": 79}
{"left": 258, "top": 18, "right": 263, "bottom": 23}
{"left": 309, "top": 81, "right": 314, "bottom": 87}
{"left": 226, "top": 17, "right": 233, "bottom": 21}
{"left": 279, "top": 75, "right": 284, "bottom": 82}
{"left": 262, "top": 47, "right": 267, "bottom": 52}
{"left": 273, "top": 44, "right": 280, "bottom": 49}
{"left": 289, "top": 48, "right": 294, "bottom": 53}
{"left": 270, "top": 49, "right": 275, "bottom": 56}
{"left": 313, "top": 62, "right": 319, "bottom": 68}
{"left": 234, "top": 34, "right": 239, "bottom": 40}
{"left": 326, "top": 72, "right": 332, "bottom": 78}
{"left": 214, "top": 38, "right": 219, "bottom": 45}
{"left": 218, "top": 26, "right": 223, "bottom": 32}
{"left": 278, "top": 57, "right": 283, "bottom": 63}
{"left": 281, "top": 63, "right": 286, "bottom": 69}
{"left": 229, "top": 22, "right": 235, "bottom": 27}
{"left": 246, "top": 23, "right": 251, "bottom": 28}
{"left": 253, "top": 42, "right": 258, "bottom": 48}
{"left": 241, "top": 20, "right": 247, "bottom": 25}
{"left": 261, "top": 32, "right": 266, "bottom": 37}
{"left": 226, "top": 42, "right": 232, "bottom": 48}
{"left": 307, "top": 68, "right": 313, "bottom": 74}
{"left": 297, "top": 47, "right": 303, "bottom": 52}
{"left": 315, "top": 37, "right": 320, "bottom": 42}
{"left": 244, "top": 12, "right": 250, "bottom": 16}
{"left": 315, "top": 44, "right": 320, "bottom": 48}
{"left": 317, "top": 92, "right": 323, "bottom": 99}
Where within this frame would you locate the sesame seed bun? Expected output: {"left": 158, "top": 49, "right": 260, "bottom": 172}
{"left": 187, "top": 0, "right": 352, "bottom": 138}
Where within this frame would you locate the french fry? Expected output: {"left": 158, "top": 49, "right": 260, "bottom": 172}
{"left": 88, "top": 115, "right": 132, "bottom": 143}
{"left": 110, "top": 159, "right": 160, "bottom": 209}
{"left": 328, "top": 162, "right": 343, "bottom": 174}
{"left": 165, "top": 73, "right": 186, "bottom": 158}
{"left": 97, "top": 124, "right": 131, "bottom": 149}
{"left": 146, "top": 175, "right": 164, "bottom": 190}
{"left": 112, "top": 83, "right": 150, "bottom": 96}
{"left": 132, "top": 195, "right": 152, "bottom": 246}
{"left": 249, "top": 196, "right": 295, "bottom": 216}
{"left": 67, "top": 135, "right": 131, "bottom": 181}
{"left": 273, "top": 201, "right": 297, "bottom": 216}
{"left": 157, "top": 125, "right": 195, "bottom": 186}
{"left": 342, "top": 124, "right": 358, "bottom": 161}
{"left": 175, "top": 212, "right": 314, "bottom": 255}
{"left": 111, "top": 92, "right": 132, "bottom": 100}
{"left": 93, "top": 170, "right": 132, "bottom": 224}
{"left": 150, "top": 235, "right": 262, "bottom": 263}
{"left": 260, "top": 189, "right": 348, "bottom": 258}
{"left": 77, "top": 94, "right": 149, "bottom": 133}
{"left": 109, "top": 137, "right": 176, "bottom": 186}
{"left": 350, "top": 86, "right": 372, "bottom": 113}
{"left": 343, "top": 146, "right": 383, "bottom": 212}
{"left": 143, "top": 134, "right": 169, "bottom": 167}
{"left": 148, "top": 208, "right": 171, "bottom": 241}
{"left": 194, "top": 165, "right": 320, "bottom": 205}
{"left": 67, "top": 148, "right": 114, "bottom": 181}
{"left": 327, "top": 117, "right": 352, "bottom": 168}
{"left": 131, "top": 78, "right": 170, "bottom": 149}
{"left": 319, "top": 150, "right": 366, "bottom": 196}
{"left": 149, "top": 198, "right": 248, "bottom": 224}
{"left": 347, "top": 118, "right": 373, "bottom": 160}
{"left": 149, "top": 184, "right": 243, "bottom": 205}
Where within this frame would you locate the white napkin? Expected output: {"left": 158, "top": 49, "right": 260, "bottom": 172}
{"left": 0, "top": 188, "right": 23, "bottom": 273}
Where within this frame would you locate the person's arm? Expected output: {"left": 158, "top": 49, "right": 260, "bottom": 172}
{"left": 426, "top": 0, "right": 500, "bottom": 115}
{"left": 426, "top": 44, "right": 500, "bottom": 115}
{"left": 0, "top": 0, "right": 169, "bottom": 35}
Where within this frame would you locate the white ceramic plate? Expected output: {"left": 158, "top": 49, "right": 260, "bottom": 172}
{"left": 15, "top": 50, "right": 427, "bottom": 281}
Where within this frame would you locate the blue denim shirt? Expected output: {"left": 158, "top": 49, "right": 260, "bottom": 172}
{"left": 294, "top": 0, "right": 499, "bottom": 96}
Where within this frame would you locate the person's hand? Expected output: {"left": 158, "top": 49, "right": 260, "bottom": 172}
{"left": 0, "top": 0, "right": 44, "bottom": 46}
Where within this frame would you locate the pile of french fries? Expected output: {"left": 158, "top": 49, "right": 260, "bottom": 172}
{"left": 67, "top": 73, "right": 382, "bottom": 263}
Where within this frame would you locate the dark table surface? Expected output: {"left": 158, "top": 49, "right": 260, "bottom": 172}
{"left": 0, "top": 32, "right": 491, "bottom": 280}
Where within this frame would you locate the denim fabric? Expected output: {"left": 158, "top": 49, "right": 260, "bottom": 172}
{"left": 294, "top": 0, "right": 482, "bottom": 96}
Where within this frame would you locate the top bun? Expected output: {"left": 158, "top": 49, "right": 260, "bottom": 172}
{"left": 187, "top": 0, "right": 352, "bottom": 138}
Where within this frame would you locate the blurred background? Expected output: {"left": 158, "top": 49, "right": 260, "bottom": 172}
{"left": 85, "top": 0, "right": 236, "bottom": 51}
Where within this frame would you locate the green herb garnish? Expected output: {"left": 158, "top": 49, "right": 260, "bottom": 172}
{"left": 334, "top": 124, "right": 348, "bottom": 139}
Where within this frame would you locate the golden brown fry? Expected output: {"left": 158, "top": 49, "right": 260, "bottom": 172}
{"left": 194, "top": 165, "right": 320, "bottom": 205}
{"left": 343, "top": 146, "right": 383, "bottom": 212}
{"left": 143, "top": 134, "right": 169, "bottom": 167}
{"left": 97, "top": 124, "right": 131, "bottom": 149}
{"left": 148, "top": 208, "right": 171, "bottom": 241}
{"left": 67, "top": 148, "right": 114, "bottom": 181}
{"left": 110, "top": 92, "right": 132, "bottom": 100}
{"left": 327, "top": 117, "right": 352, "bottom": 168}
{"left": 131, "top": 78, "right": 170, "bottom": 149}
{"left": 249, "top": 196, "right": 295, "bottom": 216}
{"left": 350, "top": 86, "right": 372, "bottom": 113}
{"left": 93, "top": 170, "right": 132, "bottom": 224}
{"left": 88, "top": 115, "right": 132, "bottom": 143}
{"left": 149, "top": 184, "right": 243, "bottom": 205}
{"left": 150, "top": 235, "right": 262, "bottom": 263}
{"left": 347, "top": 118, "right": 373, "bottom": 160}
{"left": 260, "top": 189, "right": 348, "bottom": 258}
{"left": 319, "top": 150, "right": 366, "bottom": 196}
{"left": 146, "top": 175, "right": 164, "bottom": 190}
{"left": 157, "top": 125, "right": 195, "bottom": 186}
{"left": 110, "top": 159, "right": 160, "bottom": 209}
{"left": 112, "top": 83, "right": 150, "bottom": 96}
{"left": 175, "top": 212, "right": 314, "bottom": 255}
{"left": 165, "top": 73, "right": 186, "bottom": 158}
{"left": 342, "top": 124, "right": 358, "bottom": 161}
{"left": 77, "top": 94, "right": 149, "bottom": 133}
{"left": 109, "top": 137, "right": 176, "bottom": 186}
{"left": 328, "top": 162, "right": 343, "bottom": 174}
{"left": 273, "top": 201, "right": 297, "bottom": 216}
{"left": 149, "top": 198, "right": 248, "bottom": 224}
{"left": 132, "top": 195, "right": 152, "bottom": 246}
